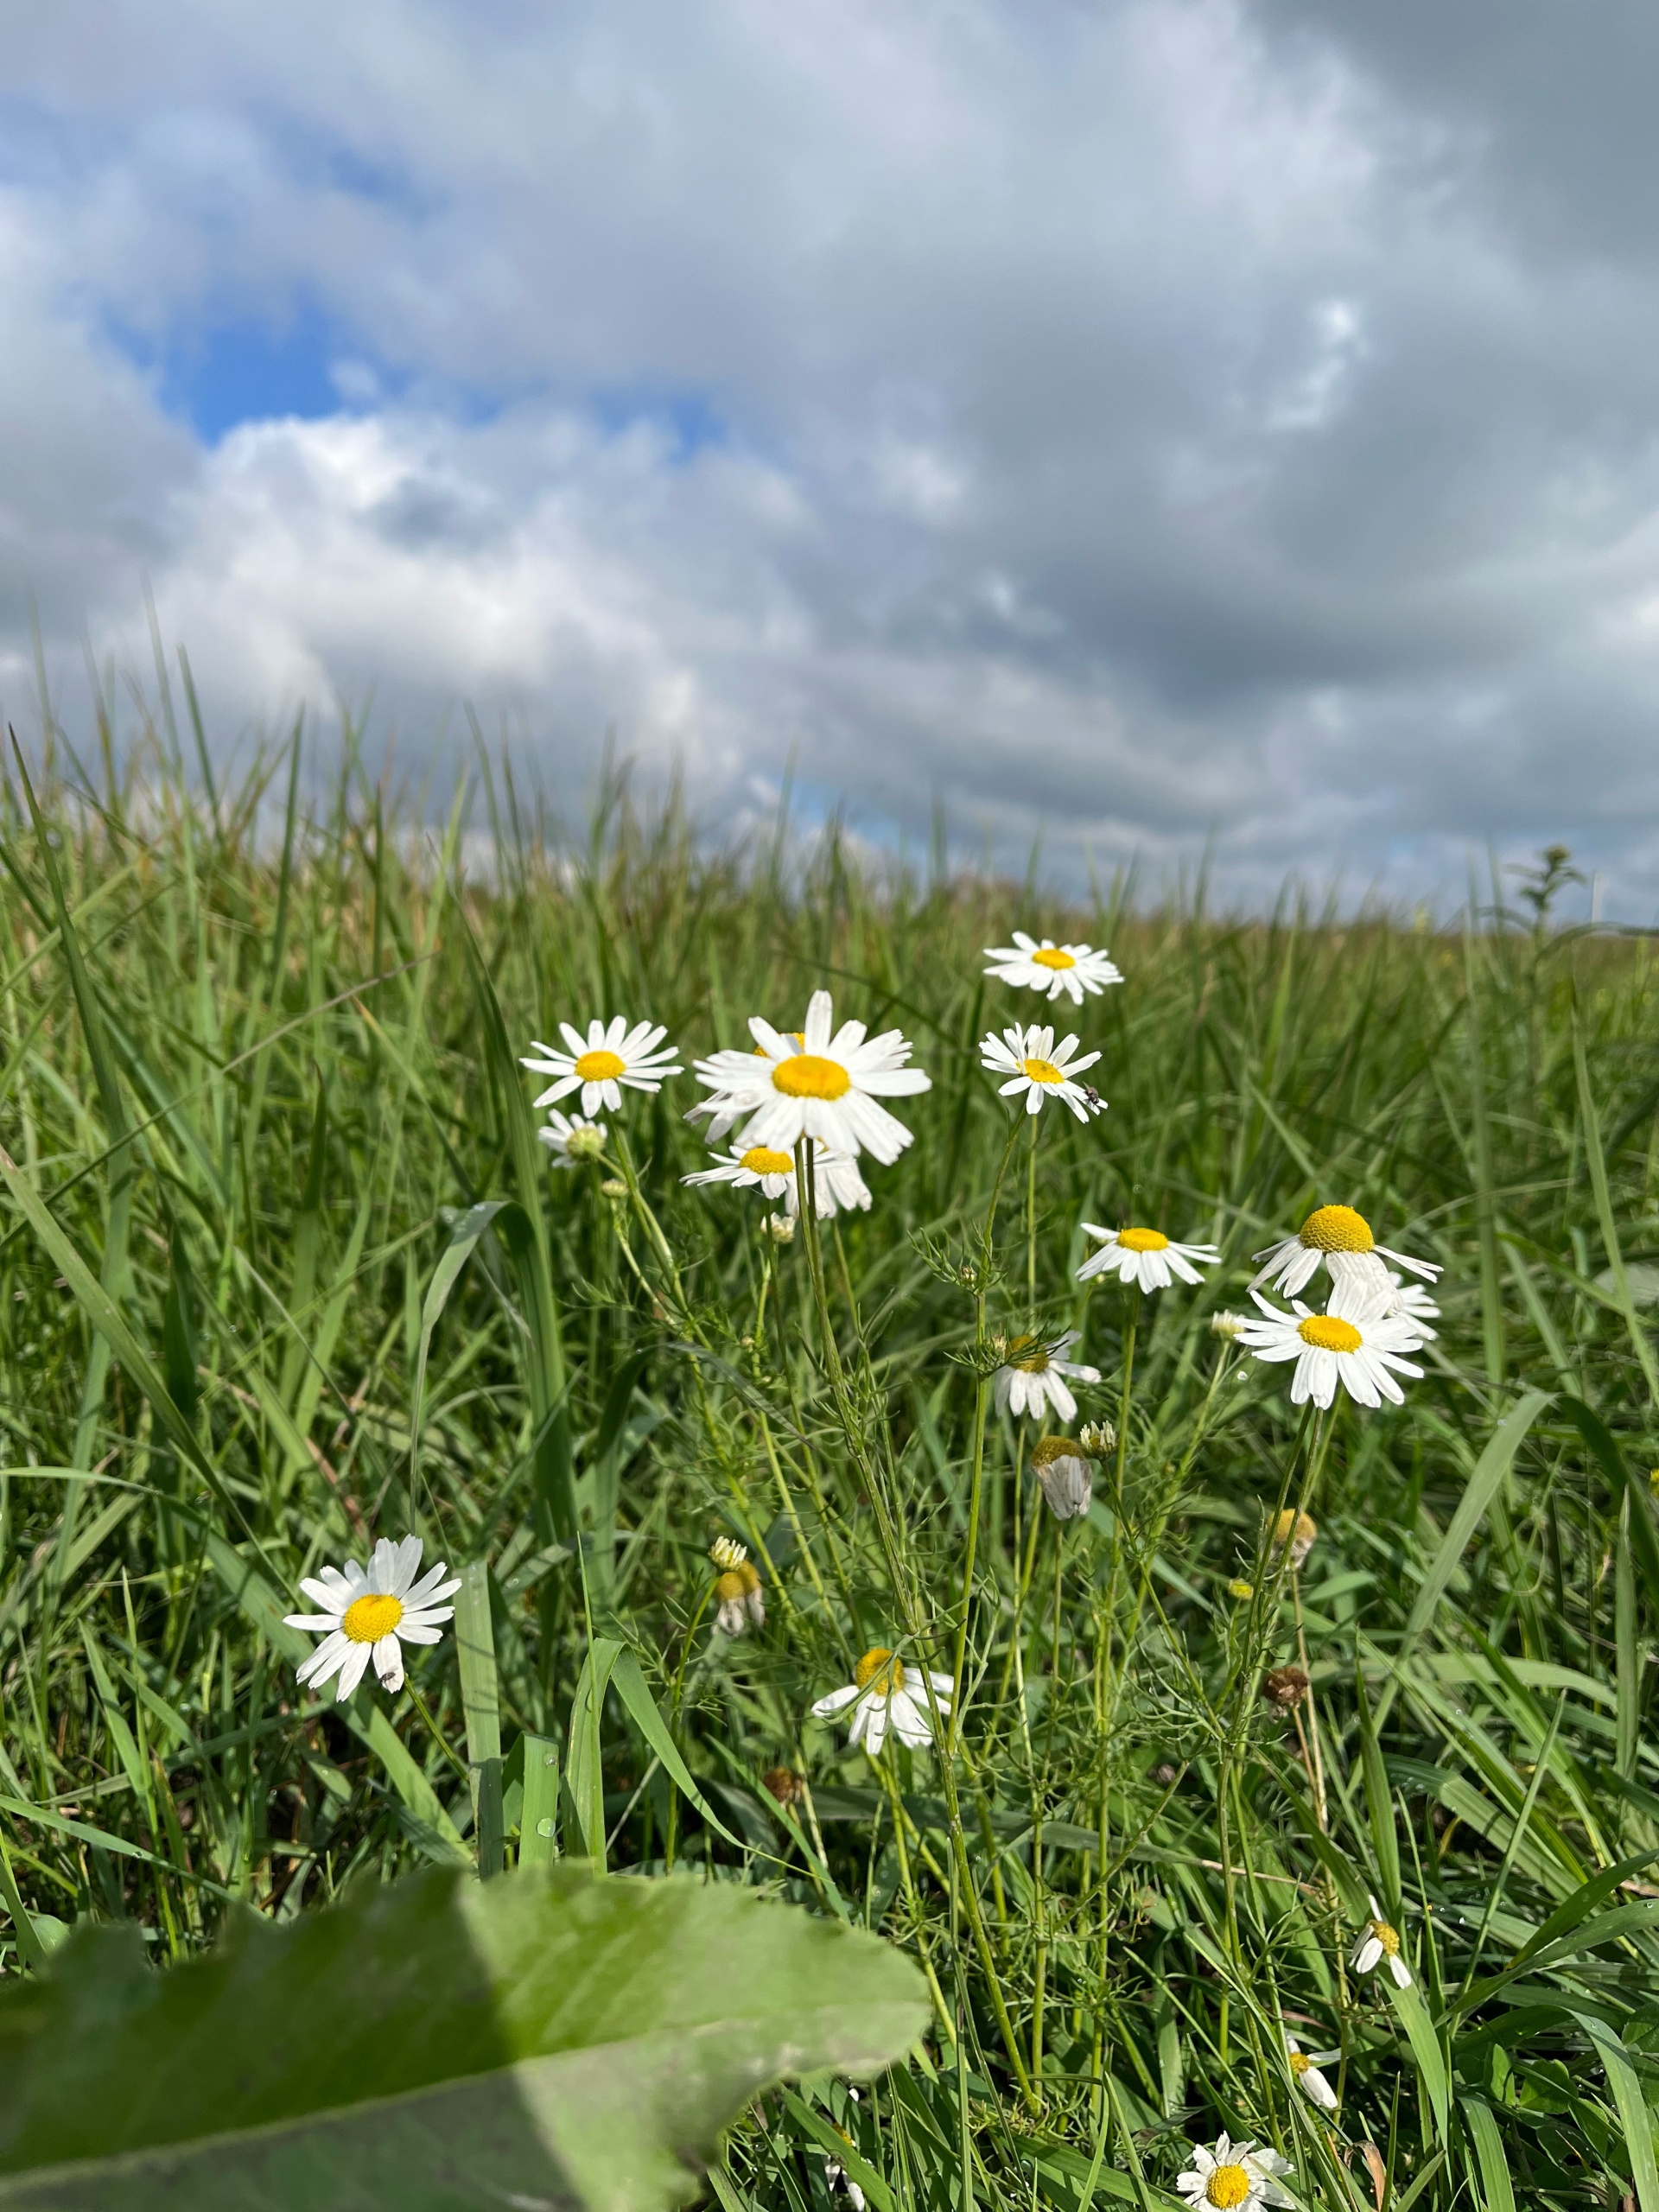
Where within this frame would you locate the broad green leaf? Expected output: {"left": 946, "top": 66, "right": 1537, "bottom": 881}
{"left": 0, "top": 1863, "right": 928, "bottom": 2210}
{"left": 1462, "top": 2097, "right": 1513, "bottom": 2212}
{"left": 1385, "top": 1974, "right": 1447, "bottom": 2142}
{"left": 1572, "top": 2010, "right": 1659, "bottom": 2212}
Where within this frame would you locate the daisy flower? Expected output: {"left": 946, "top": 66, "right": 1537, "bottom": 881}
{"left": 982, "top": 930, "right": 1124, "bottom": 1005}
{"left": 1386, "top": 1271, "right": 1440, "bottom": 1331}
{"left": 284, "top": 1535, "right": 460, "bottom": 1700}
{"left": 521, "top": 1016, "right": 682, "bottom": 1117}
{"left": 1032, "top": 1435, "right": 1092, "bottom": 1521}
{"left": 993, "top": 1331, "right": 1101, "bottom": 1423}
{"left": 1354, "top": 1894, "right": 1412, "bottom": 1987}
{"left": 1077, "top": 1224, "right": 1220, "bottom": 1292}
{"left": 709, "top": 1536, "right": 766, "bottom": 1635}
{"left": 810, "top": 1647, "right": 953, "bottom": 1758}
{"left": 1176, "top": 2134, "right": 1294, "bottom": 2210}
{"left": 690, "top": 990, "right": 929, "bottom": 1164}
{"left": 1251, "top": 1203, "right": 1440, "bottom": 1301}
{"left": 1235, "top": 1279, "right": 1425, "bottom": 1411}
{"left": 1285, "top": 2035, "right": 1340, "bottom": 2111}
{"left": 537, "top": 1109, "right": 607, "bottom": 1167}
{"left": 980, "top": 1024, "right": 1103, "bottom": 1122}
{"left": 683, "top": 1140, "right": 871, "bottom": 1219}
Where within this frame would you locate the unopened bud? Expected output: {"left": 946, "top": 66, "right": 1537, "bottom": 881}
{"left": 766, "top": 1212, "right": 797, "bottom": 1244}
{"left": 563, "top": 1124, "right": 607, "bottom": 1162}
{"left": 600, "top": 1177, "right": 627, "bottom": 1200}
{"left": 1032, "top": 1434, "right": 1092, "bottom": 1521}
{"left": 1227, "top": 1578, "right": 1255, "bottom": 1601}
{"left": 1210, "top": 1311, "right": 1249, "bottom": 1341}
{"left": 1078, "top": 1420, "right": 1117, "bottom": 1459}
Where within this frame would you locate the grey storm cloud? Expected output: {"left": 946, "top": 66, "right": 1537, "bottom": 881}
{"left": 3, "top": 0, "right": 1658, "bottom": 908}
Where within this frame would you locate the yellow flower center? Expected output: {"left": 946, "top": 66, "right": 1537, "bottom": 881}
{"left": 1298, "top": 1204, "right": 1374, "bottom": 1254}
{"left": 1274, "top": 1509, "right": 1318, "bottom": 1547}
{"left": 1205, "top": 2165, "right": 1253, "bottom": 2209}
{"left": 1032, "top": 946, "right": 1076, "bottom": 970}
{"left": 342, "top": 1592, "right": 404, "bottom": 1644}
{"left": 574, "top": 1049, "right": 626, "bottom": 1083}
{"left": 855, "top": 1646, "right": 905, "bottom": 1694}
{"left": 1007, "top": 1334, "right": 1052, "bottom": 1373}
{"left": 1298, "top": 1315, "right": 1363, "bottom": 1353}
{"left": 714, "top": 1569, "right": 747, "bottom": 1602}
{"left": 1021, "top": 1056, "right": 1065, "bottom": 1084}
{"left": 1116, "top": 1227, "right": 1169, "bottom": 1252}
{"left": 1288, "top": 2051, "right": 1310, "bottom": 2076}
{"left": 772, "top": 1053, "right": 851, "bottom": 1100}
{"left": 741, "top": 1146, "right": 796, "bottom": 1176}
{"left": 1373, "top": 1918, "right": 1400, "bottom": 1956}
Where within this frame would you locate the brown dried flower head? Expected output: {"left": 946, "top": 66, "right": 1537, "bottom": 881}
{"left": 1261, "top": 1665, "right": 1311, "bottom": 1710}
{"left": 762, "top": 1766, "right": 806, "bottom": 1807}
{"left": 1271, "top": 1509, "right": 1319, "bottom": 1569}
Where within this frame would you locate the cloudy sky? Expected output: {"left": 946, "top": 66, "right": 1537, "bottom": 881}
{"left": 3, "top": 1, "right": 1658, "bottom": 906}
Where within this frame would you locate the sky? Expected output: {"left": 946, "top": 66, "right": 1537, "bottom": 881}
{"left": 3, "top": 0, "right": 1658, "bottom": 910}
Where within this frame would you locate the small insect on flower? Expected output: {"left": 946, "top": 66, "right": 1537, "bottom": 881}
{"left": 1032, "top": 1435, "right": 1093, "bottom": 1521}
{"left": 1354, "top": 1893, "right": 1412, "bottom": 1986}
{"left": 1175, "top": 2133, "right": 1294, "bottom": 2210}
{"left": 1236, "top": 1278, "right": 1426, "bottom": 1410}
{"left": 537, "top": 1109, "right": 607, "bottom": 1167}
{"left": 811, "top": 1648, "right": 953, "bottom": 1758}
{"left": 284, "top": 1535, "right": 460, "bottom": 1701}
{"left": 1261, "top": 1665, "right": 1311, "bottom": 1711}
{"left": 994, "top": 1331, "right": 1102, "bottom": 1423}
{"left": 709, "top": 1537, "right": 766, "bottom": 1635}
{"left": 980, "top": 1024, "right": 1104, "bottom": 1121}
{"left": 522, "top": 1017, "right": 683, "bottom": 1117}
{"left": 683, "top": 1140, "right": 871, "bottom": 1219}
{"left": 1251, "top": 1203, "right": 1440, "bottom": 1302}
{"left": 1270, "top": 1509, "right": 1319, "bottom": 1569}
{"left": 1285, "top": 2034, "right": 1340, "bottom": 2110}
{"left": 982, "top": 930, "right": 1124, "bottom": 1005}
{"left": 1077, "top": 1224, "right": 1220, "bottom": 1294}
{"left": 689, "top": 990, "right": 930, "bottom": 1163}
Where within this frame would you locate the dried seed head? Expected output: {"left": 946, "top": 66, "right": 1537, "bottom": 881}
{"left": 1261, "top": 1665, "right": 1311, "bottom": 1711}
{"left": 762, "top": 1766, "right": 805, "bottom": 1807}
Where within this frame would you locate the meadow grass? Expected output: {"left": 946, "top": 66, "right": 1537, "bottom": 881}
{"left": 2, "top": 719, "right": 1658, "bottom": 2210}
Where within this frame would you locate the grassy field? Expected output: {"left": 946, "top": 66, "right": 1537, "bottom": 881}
{"left": 3, "top": 719, "right": 1659, "bottom": 2211}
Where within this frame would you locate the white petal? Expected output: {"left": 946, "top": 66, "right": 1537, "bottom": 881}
{"left": 374, "top": 1634, "right": 406, "bottom": 1691}
{"left": 812, "top": 1683, "right": 861, "bottom": 1717}
{"left": 336, "top": 1640, "right": 374, "bottom": 1701}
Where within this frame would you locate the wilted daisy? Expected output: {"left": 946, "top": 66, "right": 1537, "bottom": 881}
{"left": 683, "top": 1140, "right": 871, "bottom": 1219}
{"left": 1285, "top": 2035, "right": 1340, "bottom": 2111}
{"left": 982, "top": 930, "right": 1124, "bottom": 1005}
{"left": 284, "top": 1535, "right": 460, "bottom": 1700}
{"left": 1077, "top": 1224, "right": 1220, "bottom": 1292}
{"left": 994, "top": 1331, "right": 1101, "bottom": 1423}
{"left": 1354, "top": 1894, "right": 1412, "bottom": 1987}
{"left": 522, "top": 1017, "right": 682, "bottom": 1116}
{"left": 537, "top": 1109, "right": 607, "bottom": 1167}
{"left": 1175, "top": 2134, "right": 1294, "bottom": 2210}
{"left": 811, "top": 1647, "right": 953, "bottom": 1757}
{"left": 690, "top": 990, "right": 929, "bottom": 1164}
{"left": 1032, "top": 1435, "right": 1092, "bottom": 1521}
{"left": 1236, "top": 1279, "right": 1425, "bottom": 1410}
{"left": 1251, "top": 1203, "right": 1440, "bottom": 1300}
{"left": 980, "top": 1024, "right": 1103, "bottom": 1122}
{"left": 1270, "top": 1509, "right": 1319, "bottom": 1570}
{"left": 709, "top": 1536, "right": 766, "bottom": 1635}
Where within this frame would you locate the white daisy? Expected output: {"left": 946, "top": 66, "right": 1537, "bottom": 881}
{"left": 1251, "top": 1203, "right": 1440, "bottom": 1301}
{"left": 709, "top": 1537, "right": 766, "bottom": 1636}
{"left": 283, "top": 1535, "right": 460, "bottom": 1701}
{"left": 1077, "top": 1223, "right": 1220, "bottom": 1292}
{"left": 521, "top": 1016, "right": 683, "bottom": 1117}
{"left": 1235, "top": 1279, "right": 1425, "bottom": 1410}
{"left": 1386, "top": 1271, "right": 1440, "bottom": 1331}
{"left": 810, "top": 1647, "right": 953, "bottom": 1758}
{"left": 1175, "top": 2133, "right": 1294, "bottom": 2210}
{"left": 683, "top": 1140, "right": 871, "bottom": 1219}
{"left": 1353, "top": 1893, "right": 1413, "bottom": 1987}
{"left": 689, "top": 991, "right": 929, "bottom": 1164}
{"left": 1285, "top": 2034, "right": 1340, "bottom": 2111}
{"left": 982, "top": 930, "right": 1124, "bottom": 1005}
{"left": 537, "top": 1109, "right": 607, "bottom": 1167}
{"left": 1032, "top": 1435, "right": 1092, "bottom": 1521}
{"left": 980, "top": 1024, "right": 1103, "bottom": 1122}
{"left": 993, "top": 1331, "right": 1101, "bottom": 1423}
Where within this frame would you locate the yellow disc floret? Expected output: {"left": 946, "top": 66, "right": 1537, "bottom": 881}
{"left": 1205, "top": 2164, "right": 1253, "bottom": 2209}
{"left": 1021, "top": 1055, "right": 1065, "bottom": 1084}
{"left": 1298, "top": 1315, "right": 1363, "bottom": 1353}
{"left": 574, "top": 1048, "right": 627, "bottom": 1083}
{"left": 1298, "top": 1204, "right": 1374, "bottom": 1254}
{"left": 741, "top": 1146, "right": 796, "bottom": 1176}
{"left": 1274, "top": 1509, "right": 1319, "bottom": 1547}
{"left": 1117, "top": 1227, "right": 1169, "bottom": 1252}
{"left": 1032, "top": 947, "right": 1077, "bottom": 970}
{"left": 342, "top": 1592, "right": 404, "bottom": 1644}
{"left": 1288, "top": 2050, "right": 1310, "bottom": 2076}
{"left": 772, "top": 1054, "right": 851, "bottom": 1100}
{"left": 1007, "top": 1334, "right": 1052, "bottom": 1373}
{"left": 1374, "top": 1918, "right": 1400, "bottom": 1956}
{"left": 854, "top": 1646, "right": 905, "bottom": 1694}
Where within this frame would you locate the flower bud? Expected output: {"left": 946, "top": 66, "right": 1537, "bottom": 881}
{"left": 765, "top": 1213, "right": 797, "bottom": 1244}
{"left": 1078, "top": 1419, "right": 1117, "bottom": 1459}
{"left": 599, "top": 1177, "right": 627, "bottom": 1200}
{"left": 1032, "top": 1434, "right": 1092, "bottom": 1521}
{"left": 564, "top": 1124, "right": 607, "bottom": 1163}
{"left": 1227, "top": 1578, "right": 1255, "bottom": 1601}
{"left": 1209, "top": 1311, "right": 1249, "bottom": 1340}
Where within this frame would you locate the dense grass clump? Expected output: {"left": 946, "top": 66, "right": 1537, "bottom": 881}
{"left": 3, "top": 724, "right": 1659, "bottom": 2211}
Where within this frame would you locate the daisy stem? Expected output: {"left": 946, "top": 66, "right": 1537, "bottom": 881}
{"left": 404, "top": 1680, "right": 471, "bottom": 1789}
{"left": 1026, "top": 1111, "right": 1039, "bottom": 1317}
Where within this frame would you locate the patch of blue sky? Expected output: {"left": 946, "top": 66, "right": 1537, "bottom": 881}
{"left": 107, "top": 296, "right": 403, "bottom": 443}
{"left": 590, "top": 385, "right": 728, "bottom": 463}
